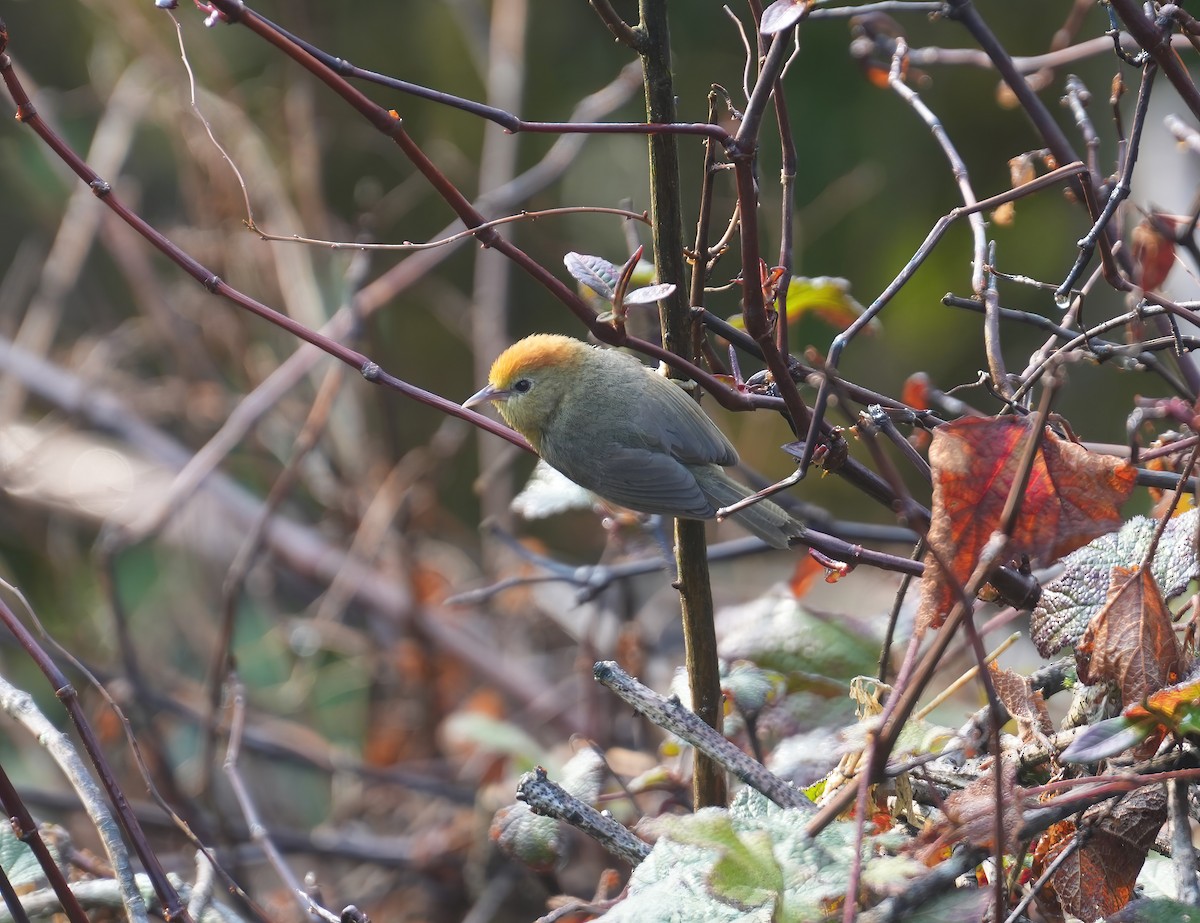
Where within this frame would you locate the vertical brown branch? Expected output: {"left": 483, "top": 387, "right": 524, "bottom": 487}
{"left": 638, "top": 0, "right": 726, "bottom": 810}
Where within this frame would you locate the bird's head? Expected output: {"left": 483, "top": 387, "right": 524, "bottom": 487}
{"left": 463, "top": 334, "right": 588, "bottom": 448}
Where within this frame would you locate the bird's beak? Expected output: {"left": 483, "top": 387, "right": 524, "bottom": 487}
{"left": 463, "top": 383, "right": 508, "bottom": 409}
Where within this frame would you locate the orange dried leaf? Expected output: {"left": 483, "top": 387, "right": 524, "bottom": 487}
{"left": 1048, "top": 830, "right": 1141, "bottom": 922}
{"left": 1049, "top": 787, "right": 1166, "bottom": 922}
{"left": 992, "top": 201, "right": 1016, "bottom": 226}
{"left": 920, "top": 416, "right": 1135, "bottom": 630}
{"left": 1008, "top": 153, "right": 1039, "bottom": 188}
{"left": 1126, "top": 674, "right": 1200, "bottom": 724}
{"left": 1030, "top": 820, "right": 1074, "bottom": 923}
{"left": 1145, "top": 437, "right": 1198, "bottom": 518}
{"left": 901, "top": 372, "right": 930, "bottom": 411}
{"left": 1076, "top": 567, "right": 1183, "bottom": 708}
{"left": 789, "top": 554, "right": 825, "bottom": 598}
{"left": 1129, "top": 215, "right": 1178, "bottom": 293}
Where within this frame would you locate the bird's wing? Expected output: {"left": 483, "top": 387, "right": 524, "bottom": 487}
{"left": 641, "top": 374, "right": 739, "bottom": 468}
{"left": 543, "top": 439, "right": 715, "bottom": 519}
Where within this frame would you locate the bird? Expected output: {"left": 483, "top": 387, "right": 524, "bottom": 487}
{"left": 463, "top": 334, "right": 803, "bottom": 549}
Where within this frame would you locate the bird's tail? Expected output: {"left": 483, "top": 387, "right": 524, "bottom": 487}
{"left": 695, "top": 467, "right": 803, "bottom": 550}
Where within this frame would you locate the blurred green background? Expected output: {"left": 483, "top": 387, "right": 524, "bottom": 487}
{"left": 0, "top": 2, "right": 1196, "bottom": 916}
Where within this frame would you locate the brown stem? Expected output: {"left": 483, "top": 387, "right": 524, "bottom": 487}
{"left": 638, "top": 0, "right": 726, "bottom": 810}
{"left": 1109, "top": 0, "right": 1200, "bottom": 120}
{"left": 0, "top": 596, "right": 191, "bottom": 922}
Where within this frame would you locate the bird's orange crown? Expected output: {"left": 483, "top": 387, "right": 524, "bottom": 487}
{"left": 488, "top": 334, "right": 587, "bottom": 387}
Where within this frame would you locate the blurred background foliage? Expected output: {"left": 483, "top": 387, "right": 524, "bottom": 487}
{"left": 0, "top": 1, "right": 1197, "bottom": 919}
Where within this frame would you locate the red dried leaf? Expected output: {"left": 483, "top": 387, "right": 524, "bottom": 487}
{"left": 1129, "top": 215, "right": 1179, "bottom": 293}
{"left": 920, "top": 416, "right": 1136, "bottom": 630}
{"left": 901, "top": 373, "right": 932, "bottom": 451}
{"left": 1076, "top": 567, "right": 1183, "bottom": 708}
{"left": 1046, "top": 787, "right": 1167, "bottom": 923}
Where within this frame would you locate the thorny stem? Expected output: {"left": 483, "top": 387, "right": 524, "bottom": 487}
{"left": 808, "top": 383, "right": 1059, "bottom": 840}
{"left": 745, "top": 0, "right": 800, "bottom": 359}
{"left": 687, "top": 91, "right": 721, "bottom": 322}
{"left": 223, "top": 679, "right": 314, "bottom": 921}
{"left": 0, "top": 762, "right": 90, "bottom": 923}
{"left": 943, "top": 293, "right": 1197, "bottom": 400}
{"left": 1063, "top": 74, "right": 1100, "bottom": 180}
{"left": 797, "top": 161, "right": 1089, "bottom": 475}
{"left": 887, "top": 38, "right": 988, "bottom": 298}
{"left": 588, "top": 0, "right": 646, "bottom": 52}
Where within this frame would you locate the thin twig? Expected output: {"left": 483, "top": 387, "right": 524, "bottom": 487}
{"left": 517, "top": 767, "right": 651, "bottom": 866}
{"left": 594, "top": 662, "right": 815, "bottom": 812}
{"left": 223, "top": 677, "right": 318, "bottom": 922}
{"left": 251, "top": 205, "right": 650, "bottom": 251}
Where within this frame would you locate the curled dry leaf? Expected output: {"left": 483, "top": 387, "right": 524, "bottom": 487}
{"left": 1075, "top": 567, "right": 1185, "bottom": 709}
{"left": 1129, "top": 215, "right": 1179, "bottom": 293}
{"left": 988, "top": 662, "right": 1053, "bottom": 747}
{"left": 1034, "top": 786, "right": 1167, "bottom": 923}
{"left": 919, "top": 416, "right": 1136, "bottom": 631}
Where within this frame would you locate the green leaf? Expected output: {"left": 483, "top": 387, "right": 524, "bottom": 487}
{"left": 656, "top": 810, "right": 782, "bottom": 913}
{"left": 760, "top": 0, "right": 809, "bottom": 35}
{"left": 563, "top": 251, "right": 620, "bottom": 302}
{"left": 0, "top": 821, "right": 58, "bottom": 889}
{"left": 558, "top": 746, "right": 606, "bottom": 802}
{"left": 1060, "top": 715, "right": 1156, "bottom": 763}
{"left": 726, "top": 276, "right": 871, "bottom": 332}
{"left": 1105, "top": 898, "right": 1200, "bottom": 922}
{"left": 723, "top": 661, "right": 786, "bottom": 716}
{"left": 440, "top": 712, "right": 547, "bottom": 772}
{"left": 490, "top": 801, "right": 561, "bottom": 872}
{"left": 623, "top": 282, "right": 676, "bottom": 305}
{"left": 490, "top": 749, "right": 603, "bottom": 873}
{"left": 1031, "top": 508, "right": 1199, "bottom": 657}
{"left": 709, "top": 828, "right": 782, "bottom": 913}
{"left": 600, "top": 788, "right": 923, "bottom": 922}
{"left": 1174, "top": 704, "right": 1200, "bottom": 737}
{"left": 718, "top": 590, "right": 879, "bottom": 679}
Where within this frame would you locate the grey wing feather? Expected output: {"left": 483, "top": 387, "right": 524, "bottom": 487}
{"left": 637, "top": 372, "right": 739, "bottom": 467}
{"left": 539, "top": 352, "right": 735, "bottom": 517}
{"left": 589, "top": 349, "right": 737, "bottom": 467}
{"left": 542, "top": 441, "right": 716, "bottom": 518}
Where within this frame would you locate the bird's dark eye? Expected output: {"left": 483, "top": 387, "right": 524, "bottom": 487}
{"left": 513, "top": 378, "right": 533, "bottom": 394}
